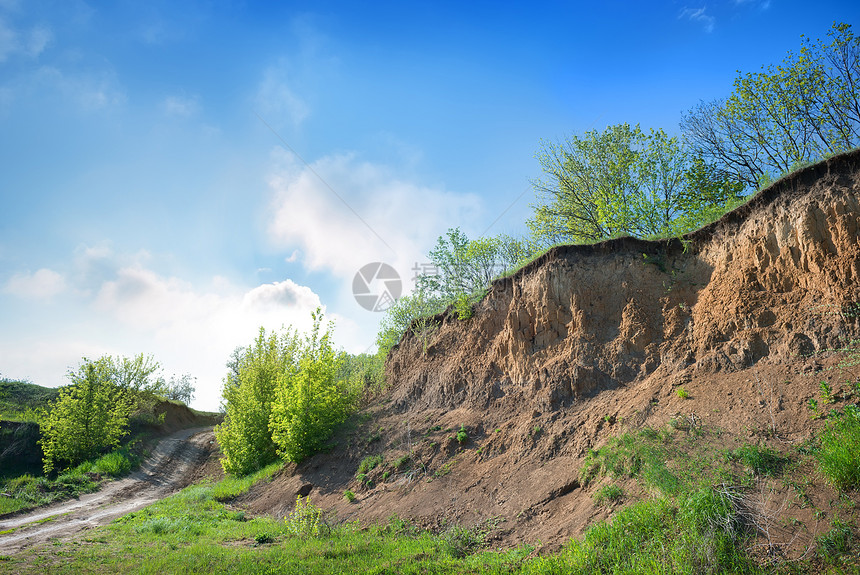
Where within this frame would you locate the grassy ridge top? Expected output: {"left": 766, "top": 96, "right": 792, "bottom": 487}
{"left": 0, "top": 380, "right": 58, "bottom": 422}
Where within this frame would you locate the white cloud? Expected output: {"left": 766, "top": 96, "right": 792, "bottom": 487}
{"left": 242, "top": 280, "right": 320, "bottom": 313}
{"left": 162, "top": 94, "right": 199, "bottom": 117}
{"left": 680, "top": 7, "right": 715, "bottom": 33}
{"left": 255, "top": 62, "right": 310, "bottom": 128}
{"left": 267, "top": 150, "right": 482, "bottom": 287}
{"left": 26, "top": 25, "right": 50, "bottom": 57}
{"left": 0, "top": 18, "right": 16, "bottom": 61}
{"left": 0, "top": 19, "right": 51, "bottom": 61}
{"left": 4, "top": 268, "right": 66, "bottom": 299}
{"left": 1, "top": 247, "right": 326, "bottom": 411}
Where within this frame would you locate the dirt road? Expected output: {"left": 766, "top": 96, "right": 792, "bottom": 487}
{"left": 0, "top": 427, "right": 216, "bottom": 555}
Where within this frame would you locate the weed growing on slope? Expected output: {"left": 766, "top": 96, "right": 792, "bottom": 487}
{"left": 728, "top": 444, "right": 788, "bottom": 478}
{"left": 816, "top": 406, "right": 860, "bottom": 491}
{"left": 357, "top": 454, "right": 383, "bottom": 475}
{"left": 593, "top": 484, "right": 623, "bottom": 505}
{"left": 285, "top": 496, "right": 329, "bottom": 538}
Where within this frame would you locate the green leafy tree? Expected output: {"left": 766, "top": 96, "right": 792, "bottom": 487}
{"left": 215, "top": 327, "right": 300, "bottom": 475}
{"left": 339, "top": 352, "right": 385, "bottom": 396}
{"left": 40, "top": 360, "right": 135, "bottom": 473}
{"left": 529, "top": 123, "right": 644, "bottom": 243}
{"left": 105, "top": 354, "right": 161, "bottom": 393}
{"left": 682, "top": 22, "right": 860, "bottom": 188}
{"left": 162, "top": 373, "right": 196, "bottom": 405}
{"left": 376, "top": 285, "right": 445, "bottom": 356}
{"left": 528, "top": 123, "right": 743, "bottom": 244}
{"left": 269, "top": 310, "right": 358, "bottom": 463}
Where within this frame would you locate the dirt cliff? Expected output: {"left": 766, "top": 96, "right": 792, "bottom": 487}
{"left": 388, "top": 150, "right": 860, "bottom": 414}
{"left": 241, "top": 149, "right": 860, "bottom": 554}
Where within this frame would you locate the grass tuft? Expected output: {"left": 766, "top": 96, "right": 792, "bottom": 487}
{"left": 816, "top": 408, "right": 860, "bottom": 490}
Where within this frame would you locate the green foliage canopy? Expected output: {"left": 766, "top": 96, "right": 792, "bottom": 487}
{"left": 215, "top": 326, "right": 300, "bottom": 475}
{"left": 269, "top": 310, "right": 358, "bottom": 463}
{"left": 528, "top": 123, "right": 743, "bottom": 245}
{"left": 683, "top": 22, "right": 860, "bottom": 188}
{"left": 217, "top": 309, "right": 360, "bottom": 474}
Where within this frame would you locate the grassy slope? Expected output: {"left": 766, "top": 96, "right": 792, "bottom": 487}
{"left": 3, "top": 410, "right": 858, "bottom": 574}
{"left": 0, "top": 380, "right": 58, "bottom": 422}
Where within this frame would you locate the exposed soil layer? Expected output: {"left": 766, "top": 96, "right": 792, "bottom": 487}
{"left": 239, "top": 150, "right": 860, "bottom": 556}
{"left": 0, "top": 428, "right": 220, "bottom": 555}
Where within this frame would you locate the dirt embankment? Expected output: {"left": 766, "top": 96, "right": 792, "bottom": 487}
{"left": 240, "top": 149, "right": 860, "bottom": 551}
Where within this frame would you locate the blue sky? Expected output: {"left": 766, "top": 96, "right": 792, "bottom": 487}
{"left": 1, "top": 0, "right": 857, "bottom": 410}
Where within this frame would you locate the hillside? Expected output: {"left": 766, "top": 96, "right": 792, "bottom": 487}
{"left": 236, "top": 150, "right": 860, "bottom": 562}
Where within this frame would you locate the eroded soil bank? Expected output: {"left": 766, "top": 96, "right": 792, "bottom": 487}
{"left": 237, "top": 150, "right": 860, "bottom": 555}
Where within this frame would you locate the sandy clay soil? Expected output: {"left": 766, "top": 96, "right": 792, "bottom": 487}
{"left": 0, "top": 427, "right": 218, "bottom": 555}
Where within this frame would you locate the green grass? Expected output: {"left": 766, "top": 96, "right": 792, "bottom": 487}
{"left": 0, "top": 379, "right": 57, "bottom": 421}
{"left": 727, "top": 444, "right": 788, "bottom": 478}
{"left": 4, "top": 417, "right": 856, "bottom": 574}
{"left": 0, "top": 469, "right": 100, "bottom": 516}
{"left": 2, "top": 478, "right": 533, "bottom": 574}
{"left": 593, "top": 484, "right": 623, "bottom": 505}
{"left": 356, "top": 454, "right": 383, "bottom": 475}
{"left": 0, "top": 444, "right": 144, "bottom": 516}
{"left": 816, "top": 407, "right": 860, "bottom": 491}
{"left": 210, "top": 461, "right": 282, "bottom": 501}
{"left": 579, "top": 428, "right": 681, "bottom": 495}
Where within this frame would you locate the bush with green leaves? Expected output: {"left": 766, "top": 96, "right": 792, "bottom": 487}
{"left": 215, "top": 326, "right": 301, "bottom": 475}
{"left": 268, "top": 310, "right": 359, "bottom": 464}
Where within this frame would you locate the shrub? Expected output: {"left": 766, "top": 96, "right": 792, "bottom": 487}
{"left": 456, "top": 425, "right": 468, "bottom": 444}
{"left": 216, "top": 326, "right": 300, "bottom": 476}
{"left": 285, "top": 496, "right": 328, "bottom": 538}
{"left": 40, "top": 361, "right": 135, "bottom": 473}
{"left": 343, "top": 490, "right": 356, "bottom": 502}
{"left": 269, "top": 310, "right": 359, "bottom": 464}
{"left": 453, "top": 294, "right": 473, "bottom": 320}
{"left": 676, "top": 388, "right": 690, "bottom": 399}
